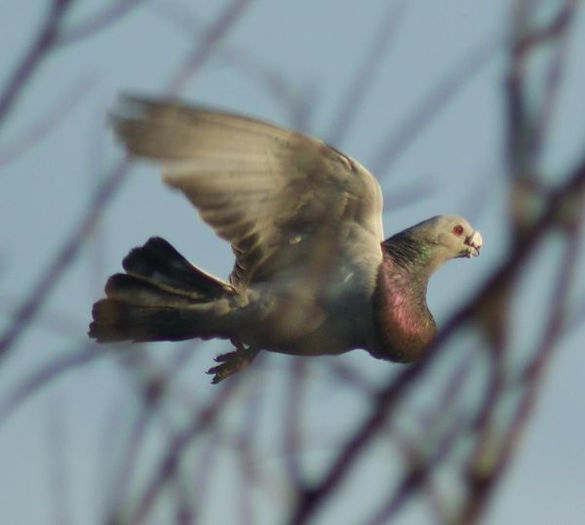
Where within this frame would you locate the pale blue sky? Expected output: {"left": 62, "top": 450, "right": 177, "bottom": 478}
{"left": 1, "top": 1, "right": 584, "bottom": 524}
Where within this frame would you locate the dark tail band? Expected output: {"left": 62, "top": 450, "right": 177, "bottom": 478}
{"left": 89, "top": 237, "right": 236, "bottom": 343}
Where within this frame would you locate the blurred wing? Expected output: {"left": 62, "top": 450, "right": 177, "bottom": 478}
{"left": 113, "top": 95, "right": 384, "bottom": 287}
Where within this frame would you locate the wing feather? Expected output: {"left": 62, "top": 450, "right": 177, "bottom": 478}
{"left": 113, "top": 94, "right": 383, "bottom": 287}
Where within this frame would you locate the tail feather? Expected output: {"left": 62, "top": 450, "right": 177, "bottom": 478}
{"left": 122, "top": 237, "right": 232, "bottom": 300}
{"left": 105, "top": 273, "right": 189, "bottom": 306}
{"left": 90, "top": 299, "right": 213, "bottom": 342}
{"left": 89, "top": 237, "right": 237, "bottom": 343}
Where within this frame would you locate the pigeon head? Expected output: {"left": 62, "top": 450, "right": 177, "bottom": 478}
{"left": 413, "top": 215, "right": 482, "bottom": 259}
{"left": 383, "top": 215, "right": 482, "bottom": 275}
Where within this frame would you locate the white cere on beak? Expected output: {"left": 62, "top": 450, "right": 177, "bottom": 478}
{"left": 465, "top": 230, "right": 483, "bottom": 257}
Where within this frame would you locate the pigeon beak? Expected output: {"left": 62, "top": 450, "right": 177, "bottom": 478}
{"left": 463, "top": 230, "right": 483, "bottom": 258}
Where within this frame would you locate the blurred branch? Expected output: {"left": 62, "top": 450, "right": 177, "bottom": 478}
{"left": 364, "top": 354, "right": 474, "bottom": 525}
{"left": 507, "top": 0, "right": 577, "bottom": 235}
{"left": 0, "top": 0, "right": 142, "bottom": 127}
{"left": 370, "top": 30, "right": 500, "bottom": 176}
{"left": 0, "top": 0, "right": 74, "bottom": 125}
{"left": 56, "top": 0, "right": 143, "bottom": 46}
{"left": 189, "top": 425, "right": 222, "bottom": 522}
{"left": 45, "top": 397, "right": 71, "bottom": 525}
{"left": 290, "top": 146, "right": 585, "bottom": 522}
{"left": 458, "top": 162, "right": 584, "bottom": 525}
{"left": 231, "top": 378, "right": 267, "bottom": 525}
{"left": 131, "top": 377, "right": 242, "bottom": 523}
{"left": 0, "top": 0, "right": 254, "bottom": 361}
{"left": 0, "top": 76, "right": 95, "bottom": 165}
{"left": 325, "top": 0, "right": 407, "bottom": 146}
{"left": 102, "top": 344, "right": 196, "bottom": 523}
{"left": 322, "top": 360, "right": 377, "bottom": 397}
{"left": 153, "top": 0, "right": 309, "bottom": 123}
{"left": 0, "top": 157, "right": 130, "bottom": 359}
{"left": 0, "top": 345, "right": 100, "bottom": 427}
{"left": 366, "top": 415, "right": 466, "bottom": 525}
{"left": 458, "top": 202, "right": 583, "bottom": 524}
{"left": 165, "top": 0, "right": 254, "bottom": 93}
{"left": 0, "top": 293, "right": 83, "bottom": 337}
{"left": 0, "top": 0, "right": 145, "bottom": 355}
{"left": 284, "top": 360, "right": 306, "bottom": 489}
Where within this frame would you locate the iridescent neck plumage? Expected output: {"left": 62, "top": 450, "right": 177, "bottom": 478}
{"left": 371, "top": 240, "right": 436, "bottom": 362}
{"left": 382, "top": 231, "right": 435, "bottom": 277}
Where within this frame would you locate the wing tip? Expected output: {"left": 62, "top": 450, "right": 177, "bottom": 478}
{"left": 110, "top": 92, "right": 150, "bottom": 123}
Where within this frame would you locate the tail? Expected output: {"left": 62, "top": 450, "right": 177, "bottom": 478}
{"left": 89, "top": 237, "right": 237, "bottom": 343}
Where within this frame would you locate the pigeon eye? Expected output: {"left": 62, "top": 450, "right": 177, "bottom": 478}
{"left": 452, "top": 225, "right": 464, "bottom": 236}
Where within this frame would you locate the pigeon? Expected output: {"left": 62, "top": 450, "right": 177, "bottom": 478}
{"left": 89, "top": 95, "right": 482, "bottom": 383}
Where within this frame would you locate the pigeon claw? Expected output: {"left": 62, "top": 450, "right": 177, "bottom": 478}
{"left": 213, "top": 351, "right": 233, "bottom": 363}
{"left": 206, "top": 347, "right": 259, "bottom": 384}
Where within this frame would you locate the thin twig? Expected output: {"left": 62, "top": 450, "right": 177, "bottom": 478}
{"left": 370, "top": 31, "right": 501, "bottom": 176}
{"left": 0, "top": 0, "right": 74, "bottom": 124}
{"left": 56, "top": 0, "right": 144, "bottom": 46}
{"left": 0, "top": 76, "right": 95, "bottom": 166}
{"left": 0, "top": 157, "right": 131, "bottom": 359}
{"left": 0, "top": 344, "right": 100, "bottom": 427}
{"left": 326, "top": 0, "right": 407, "bottom": 146}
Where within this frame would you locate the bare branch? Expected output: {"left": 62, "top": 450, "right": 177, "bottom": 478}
{"left": 165, "top": 0, "right": 254, "bottom": 93}
{"left": 326, "top": 0, "right": 407, "bottom": 145}
{"left": 0, "top": 76, "right": 95, "bottom": 166}
{"left": 0, "top": 0, "right": 255, "bottom": 360}
{"left": 0, "top": 158, "right": 130, "bottom": 359}
{"left": 0, "top": 345, "right": 100, "bottom": 427}
{"left": 370, "top": 31, "right": 501, "bottom": 176}
{"left": 55, "top": 0, "right": 144, "bottom": 46}
{"left": 0, "top": 0, "right": 74, "bottom": 124}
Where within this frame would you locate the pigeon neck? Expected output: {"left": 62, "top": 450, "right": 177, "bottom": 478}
{"left": 370, "top": 237, "right": 437, "bottom": 362}
{"left": 381, "top": 231, "right": 436, "bottom": 279}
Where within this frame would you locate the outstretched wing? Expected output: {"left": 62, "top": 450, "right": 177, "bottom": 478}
{"left": 113, "top": 95, "right": 384, "bottom": 288}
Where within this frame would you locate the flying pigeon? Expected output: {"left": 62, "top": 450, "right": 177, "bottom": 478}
{"left": 89, "top": 95, "right": 482, "bottom": 383}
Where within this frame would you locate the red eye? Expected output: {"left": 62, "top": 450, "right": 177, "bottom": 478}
{"left": 453, "top": 225, "right": 464, "bottom": 236}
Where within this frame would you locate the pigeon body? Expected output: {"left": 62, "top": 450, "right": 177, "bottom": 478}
{"left": 89, "top": 95, "right": 482, "bottom": 382}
